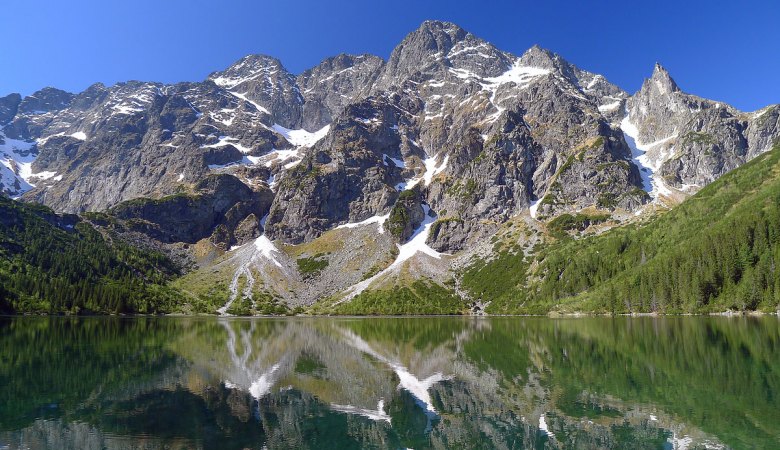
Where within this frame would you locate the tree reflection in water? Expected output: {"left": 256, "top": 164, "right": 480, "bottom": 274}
{"left": 1, "top": 316, "right": 778, "bottom": 449}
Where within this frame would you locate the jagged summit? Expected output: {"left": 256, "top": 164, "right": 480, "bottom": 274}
{"left": 16, "top": 87, "right": 74, "bottom": 115}
{"left": 518, "top": 45, "right": 557, "bottom": 66}
{"left": 416, "top": 19, "right": 468, "bottom": 38}
{"left": 0, "top": 93, "right": 22, "bottom": 124}
{"left": 1, "top": 19, "right": 778, "bottom": 312}
{"left": 646, "top": 62, "right": 680, "bottom": 94}
{"left": 207, "top": 54, "right": 292, "bottom": 89}
{"left": 373, "top": 20, "right": 512, "bottom": 90}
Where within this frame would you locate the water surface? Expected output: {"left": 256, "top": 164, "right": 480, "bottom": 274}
{"left": 0, "top": 316, "right": 778, "bottom": 449}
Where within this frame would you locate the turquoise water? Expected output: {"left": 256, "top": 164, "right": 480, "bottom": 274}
{"left": 0, "top": 316, "right": 778, "bottom": 449}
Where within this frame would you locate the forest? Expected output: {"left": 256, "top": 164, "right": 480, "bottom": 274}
{"left": 0, "top": 197, "right": 183, "bottom": 314}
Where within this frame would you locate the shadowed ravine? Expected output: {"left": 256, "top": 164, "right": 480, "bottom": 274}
{"left": 0, "top": 316, "right": 778, "bottom": 449}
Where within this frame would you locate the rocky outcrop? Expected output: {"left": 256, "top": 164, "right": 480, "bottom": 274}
{"left": 385, "top": 189, "right": 425, "bottom": 242}
{"left": 625, "top": 63, "right": 780, "bottom": 190}
{"left": 265, "top": 97, "right": 411, "bottom": 243}
{"left": 207, "top": 55, "right": 303, "bottom": 129}
{"left": 297, "top": 54, "right": 384, "bottom": 131}
{"left": 110, "top": 174, "right": 272, "bottom": 248}
{"left": 19, "top": 80, "right": 285, "bottom": 212}
{"left": 0, "top": 93, "right": 21, "bottom": 125}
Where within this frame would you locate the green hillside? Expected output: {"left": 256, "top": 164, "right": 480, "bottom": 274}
{"left": 0, "top": 197, "right": 183, "bottom": 314}
{"left": 466, "top": 144, "right": 780, "bottom": 314}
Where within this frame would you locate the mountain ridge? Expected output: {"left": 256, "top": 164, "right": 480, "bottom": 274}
{"left": 1, "top": 20, "right": 779, "bottom": 314}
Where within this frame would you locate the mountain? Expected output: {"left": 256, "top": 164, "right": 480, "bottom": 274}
{"left": 457, "top": 141, "right": 780, "bottom": 315}
{"left": 1, "top": 20, "right": 779, "bottom": 314}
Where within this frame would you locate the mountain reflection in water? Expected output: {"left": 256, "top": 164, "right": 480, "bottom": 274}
{"left": 0, "top": 316, "right": 778, "bottom": 449}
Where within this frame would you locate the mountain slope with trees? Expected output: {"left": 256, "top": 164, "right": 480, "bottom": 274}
{"left": 0, "top": 197, "right": 183, "bottom": 314}
{"left": 464, "top": 143, "right": 780, "bottom": 314}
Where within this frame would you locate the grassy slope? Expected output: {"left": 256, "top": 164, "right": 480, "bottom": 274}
{"left": 463, "top": 144, "right": 780, "bottom": 314}
{"left": 314, "top": 279, "right": 467, "bottom": 315}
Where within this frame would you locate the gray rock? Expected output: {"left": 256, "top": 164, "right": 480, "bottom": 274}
{"left": 1, "top": 18, "right": 777, "bottom": 286}
{"left": 626, "top": 64, "right": 780, "bottom": 190}
{"left": 0, "top": 93, "right": 21, "bottom": 125}
{"left": 298, "top": 54, "right": 384, "bottom": 131}
{"left": 109, "top": 174, "right": 272, "bottom": 246}
{"left": 208, "top": 55, "right": 303, "bottom": 129}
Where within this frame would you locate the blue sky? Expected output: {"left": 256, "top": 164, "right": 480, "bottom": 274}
{"left": 2, "top": 0, "right": 778, "bottom": 111}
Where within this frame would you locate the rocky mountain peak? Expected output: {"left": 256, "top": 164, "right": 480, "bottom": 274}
{"left": 17, "top": 87, "right": 74, "bottom": 115}
{"left": 518, "top": 45, "right": 587, "bottom": 86}
{"left": 297, "top": 53, "right": 384, "bottom": 130}
{"left": 208, "top": 54, "right": 303, "bottom": 129}
{"left": 416, "top": 19, "right": 468, "bottom": 41}
{"left": 388, "top": 20, "right": 469, "bottom": 64}
{"left": 0, "top": 93, "right": 22, "bottom": 124}
{"left": 375, "top": 20, "right": 510, "bottom": 90}
{"left": 518, "top": 45, "right": 556, "bottom": 68}
{"left": 208, "top": 54, "right": 291, "bottom": 90}
{"left": 644, "top": 63, "right": 680, "bottom": 95}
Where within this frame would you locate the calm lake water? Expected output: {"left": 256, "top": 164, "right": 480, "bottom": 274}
{"left": 0, "top": 316, "right": 778, "bottom": 449}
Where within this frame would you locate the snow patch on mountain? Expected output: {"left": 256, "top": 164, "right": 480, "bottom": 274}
{"left": 271, "top": 124, "right": 330, "bottom": 147}
{"left": 336, "top": 213, "right": 390, "bottom": 234}
{"left": 529, "top": 199, "right": 540, "bottom": 219}
{"left": 228, "top": 91, "right": 270, "bottom": 114}
{"left": 218, "top": 215, "right": 284, "bottom": 315}
{"left": 0, "top": 132, "right": 37, "bottom": 196}
{"left": 202, "top": 135, "right": 253, "bottom": 153}
{"left": 340, "top": 205, "right": 443, "bottom": 301}
{"left": 383, "top": 154, "right": 406, "bottom": 168}
{"left": 483, "top": 61, "right": 550, "bottom": 88}
{"left": 621, "top": 116, "right": 674, "bottom": 199}
{"left": 598, "top": 101, "right": 621, "bottom": 113}
{"left": 421, "top": 153, "right": 449, "bottom": 187}
{"left": 262, "top": 148, "right": 302, "bottom": 168}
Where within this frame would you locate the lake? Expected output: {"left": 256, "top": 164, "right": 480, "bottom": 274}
{"left": 0, "top": 316, "right": 778, "bottom": 449}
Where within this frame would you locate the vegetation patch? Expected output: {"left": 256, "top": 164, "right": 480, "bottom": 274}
{"left": 328, "top": 280, "right": 467, "bottom": 315}
{"left": 682, "top": 131, "right": 716, "bottom": 145}
{"left": 596, "top": 160, "right": 630, "bottom": 171}
{"left": 558, "top": 154, "right": 577, "bottom": 175}
{"left": 597, "top": 192, "right": 618, "bottom": 208}
{"left": 527, "top": 144, "right": 780, "bottom": 314}
{"left": 548, "top": 212, "right": 610, "bottom": 235}
{"left": 430, "top": 216, "right": 464, "bottom": 237}
{"left": 447, "top": 178, "right": 478, "bottom": 199}
{"left": 296, "top": 254, "right": 329, "bottom": 278}
{"left": 461, "top": 248, "right": 529, "bottom": 312}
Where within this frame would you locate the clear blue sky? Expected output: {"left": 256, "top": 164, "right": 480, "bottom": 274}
{"left": 2, "top": 0, "right": 778, "bottom": 111}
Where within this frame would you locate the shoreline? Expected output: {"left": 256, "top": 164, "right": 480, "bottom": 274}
{"left": 3, "top": 310, "right": 778, "bottom": 319}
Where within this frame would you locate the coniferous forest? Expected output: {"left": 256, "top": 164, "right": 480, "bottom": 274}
{"left": 0, "top": 197, "right": 182, "bottom": 314}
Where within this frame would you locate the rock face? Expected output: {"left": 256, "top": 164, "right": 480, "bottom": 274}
{"left": 1, "top": 20, "right": 779, "bottom": 303}
{"left": 266, "top": 22, "right": 647, "bottom": 248}
{"left": 208, "top": 55, "right": 304, "bottom": 129}
{"left": 110, "top": 174, "right": 273, "bottom": 248}
{"left": 624, "top": 63, "right": 779, "bottom": 191}
{"left": 297, "top": 54, "right": 385, "bottom": 131}
{"left": 0, "top": 93, "right": 22, "bottom": 124}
